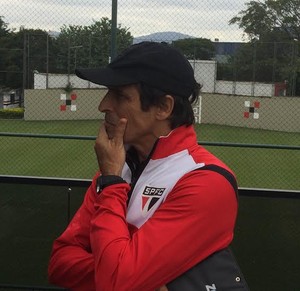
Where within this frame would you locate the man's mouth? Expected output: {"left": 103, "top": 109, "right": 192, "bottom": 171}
{"left": 105, "top": 114, "right": 119, "bottom": 126}
{"left": 105, "top": 120, "right": 116, "bottom": 127}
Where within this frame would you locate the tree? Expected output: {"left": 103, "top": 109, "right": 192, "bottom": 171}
{"left": 228, "top": 0, "right": 300, "bottom": 95}
{"left": 54, "top": 17, "right": 133, "bottom": 75}
{"left": 0, "top": 16, "right": 9, "bottom": 37}
{"left": 5, "top": 28, "right": 53, "bottom": 89}
{"left": 0, "top": 16, "right": 24, "bottom": 90}
{"left": 0, "top": 16, "right": 12, "bottom": 90}
{"left": 0, "top": 17, "right": 133, "bottom": 90}
{"left": 229, "top": 0, "right": 300, "bottom": 41}
{"left": 172, "top": 38, "right": 215, "bottom": 60}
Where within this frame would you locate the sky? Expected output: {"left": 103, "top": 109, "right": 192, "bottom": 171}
{"left": 1, "top": 0, "right": 248, "bottom": 42}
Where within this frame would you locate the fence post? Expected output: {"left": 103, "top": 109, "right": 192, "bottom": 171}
{"left": 110, "top": 0, "right": 118, "bottom": 61}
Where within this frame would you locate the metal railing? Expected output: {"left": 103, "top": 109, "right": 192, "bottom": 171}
{"left": 1, "top": 174, "right": 300, "bottom": 199}
{"left": 0, "top": 284, "right": 66, "bottom": 291}
{"left": 1, "top": 175, "right": 300, "bottom": 290}
{"left": 1, "top": 132, "right": 300, "bottom": 151}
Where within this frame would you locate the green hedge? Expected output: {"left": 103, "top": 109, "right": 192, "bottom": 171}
{"left": 0, "top": 108, "right": 24, "bottom": 119}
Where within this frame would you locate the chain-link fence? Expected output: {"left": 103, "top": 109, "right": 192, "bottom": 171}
{"left": 0, "top": 0, "right": 299, "bottom": 190}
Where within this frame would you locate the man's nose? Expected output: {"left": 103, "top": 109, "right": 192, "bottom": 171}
{"left": 98, "top": 93, "right": 111, "bottom": 112}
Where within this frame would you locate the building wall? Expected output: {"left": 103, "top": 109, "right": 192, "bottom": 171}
{"left": 24, "top": 89, "right": 106, "bottom": 120}
{"left": 34, "top": 70, "right": 279, "bottom": 97}
{"left": 201, "top": 93, "right": 300, "bottom": 132}
{"left": 190, "top": 60, "right": 216, "bottom": 93}
{"left": 34, "top": 73, "right": 103, "bottom": 90}
{"left": 24, "top": 89, "right": 300, "bottom": 133}
{"left": 215, "top": 81, "right": 275, "bottom": 97}
{"left": 33, "top": 61, "right": 218, "bottom": 93}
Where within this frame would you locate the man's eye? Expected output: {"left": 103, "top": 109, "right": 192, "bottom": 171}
{"left": 108, "top": 89, "right": 130, "bottom": 101}
{"left": 116, "top": 94, "right": 129, "bottom": 100}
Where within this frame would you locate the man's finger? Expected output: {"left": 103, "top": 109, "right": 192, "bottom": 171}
{"left": 112, "top": 118, "right": 127, "bottom": 143}
{"left": 97, "top": 123, "right": 108, "bottom": 140}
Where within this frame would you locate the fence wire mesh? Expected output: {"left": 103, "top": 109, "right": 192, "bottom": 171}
{"left": 0, "top": 0, "right": 299, "bottom": 189}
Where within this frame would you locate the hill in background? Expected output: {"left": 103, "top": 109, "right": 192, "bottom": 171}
{"left": 133, "top": 31, "right": 194, "bottom": 44}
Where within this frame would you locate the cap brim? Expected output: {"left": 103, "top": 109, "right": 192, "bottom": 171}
{"left": 75, "top": 67, "right": 137, "bottom": 87}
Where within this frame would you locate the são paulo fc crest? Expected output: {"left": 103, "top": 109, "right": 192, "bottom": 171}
{"left": 142, "top": 186, "right": 166, "bottom": 214}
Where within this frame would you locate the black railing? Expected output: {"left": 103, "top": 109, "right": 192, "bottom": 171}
{"left": 0, "top": 284, "right": 66, "bottom": 291}
{"left": 1, "top": 131, "right": 300, "bottom": 151}
{"left": 1, "top": 174, "right": 299, "bottom": 199}
{"left": 1, "top": 174, "right": 300, "bottom": 290}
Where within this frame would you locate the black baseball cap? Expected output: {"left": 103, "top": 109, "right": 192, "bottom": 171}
{"left": 75, "top": 41, "right": 197, "bottom": 98}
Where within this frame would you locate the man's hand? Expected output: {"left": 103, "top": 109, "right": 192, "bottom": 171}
{"left": 94, "top": 117, "right": 127, "bottom": 176}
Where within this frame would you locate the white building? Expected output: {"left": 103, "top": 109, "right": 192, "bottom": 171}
{"left": 0, "top": 90, "right": 22, "bottom": 109}
{"left": 33, "top": 60, "right": 286, "bottom": 97}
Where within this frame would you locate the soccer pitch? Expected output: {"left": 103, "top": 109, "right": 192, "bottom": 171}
{"left": 0, "top": 119, "right": 299, "bottom": 190}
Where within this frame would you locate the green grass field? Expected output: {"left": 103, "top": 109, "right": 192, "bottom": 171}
{"left": 0, "top": 119, "right": 299, "bottom": 190}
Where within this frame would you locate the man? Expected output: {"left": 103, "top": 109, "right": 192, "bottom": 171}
{"left": 48, "top": 42, "right": 248, "bottom": 291}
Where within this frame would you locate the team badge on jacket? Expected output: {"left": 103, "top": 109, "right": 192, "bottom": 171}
{"left": 125, "top": 149, "right": 205, "bottom": 229}
{"left": 142, "top": 186, "right": 166, "bottom": 214}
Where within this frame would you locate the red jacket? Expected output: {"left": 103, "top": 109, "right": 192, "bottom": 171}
{"left": 48, "top": 125, "right": 238, "bottom": 291}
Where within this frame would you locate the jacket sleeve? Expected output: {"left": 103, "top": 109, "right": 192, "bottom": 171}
{"left": 48, "top": 176, "right": 98, "bottom": 291}
{"left": 90, "top": 170, "right": 238, "bottom": 291}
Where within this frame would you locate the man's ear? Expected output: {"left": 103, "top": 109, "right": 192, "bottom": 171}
{"left": 156, "top": 95, "right": 174, "bottom": 120}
